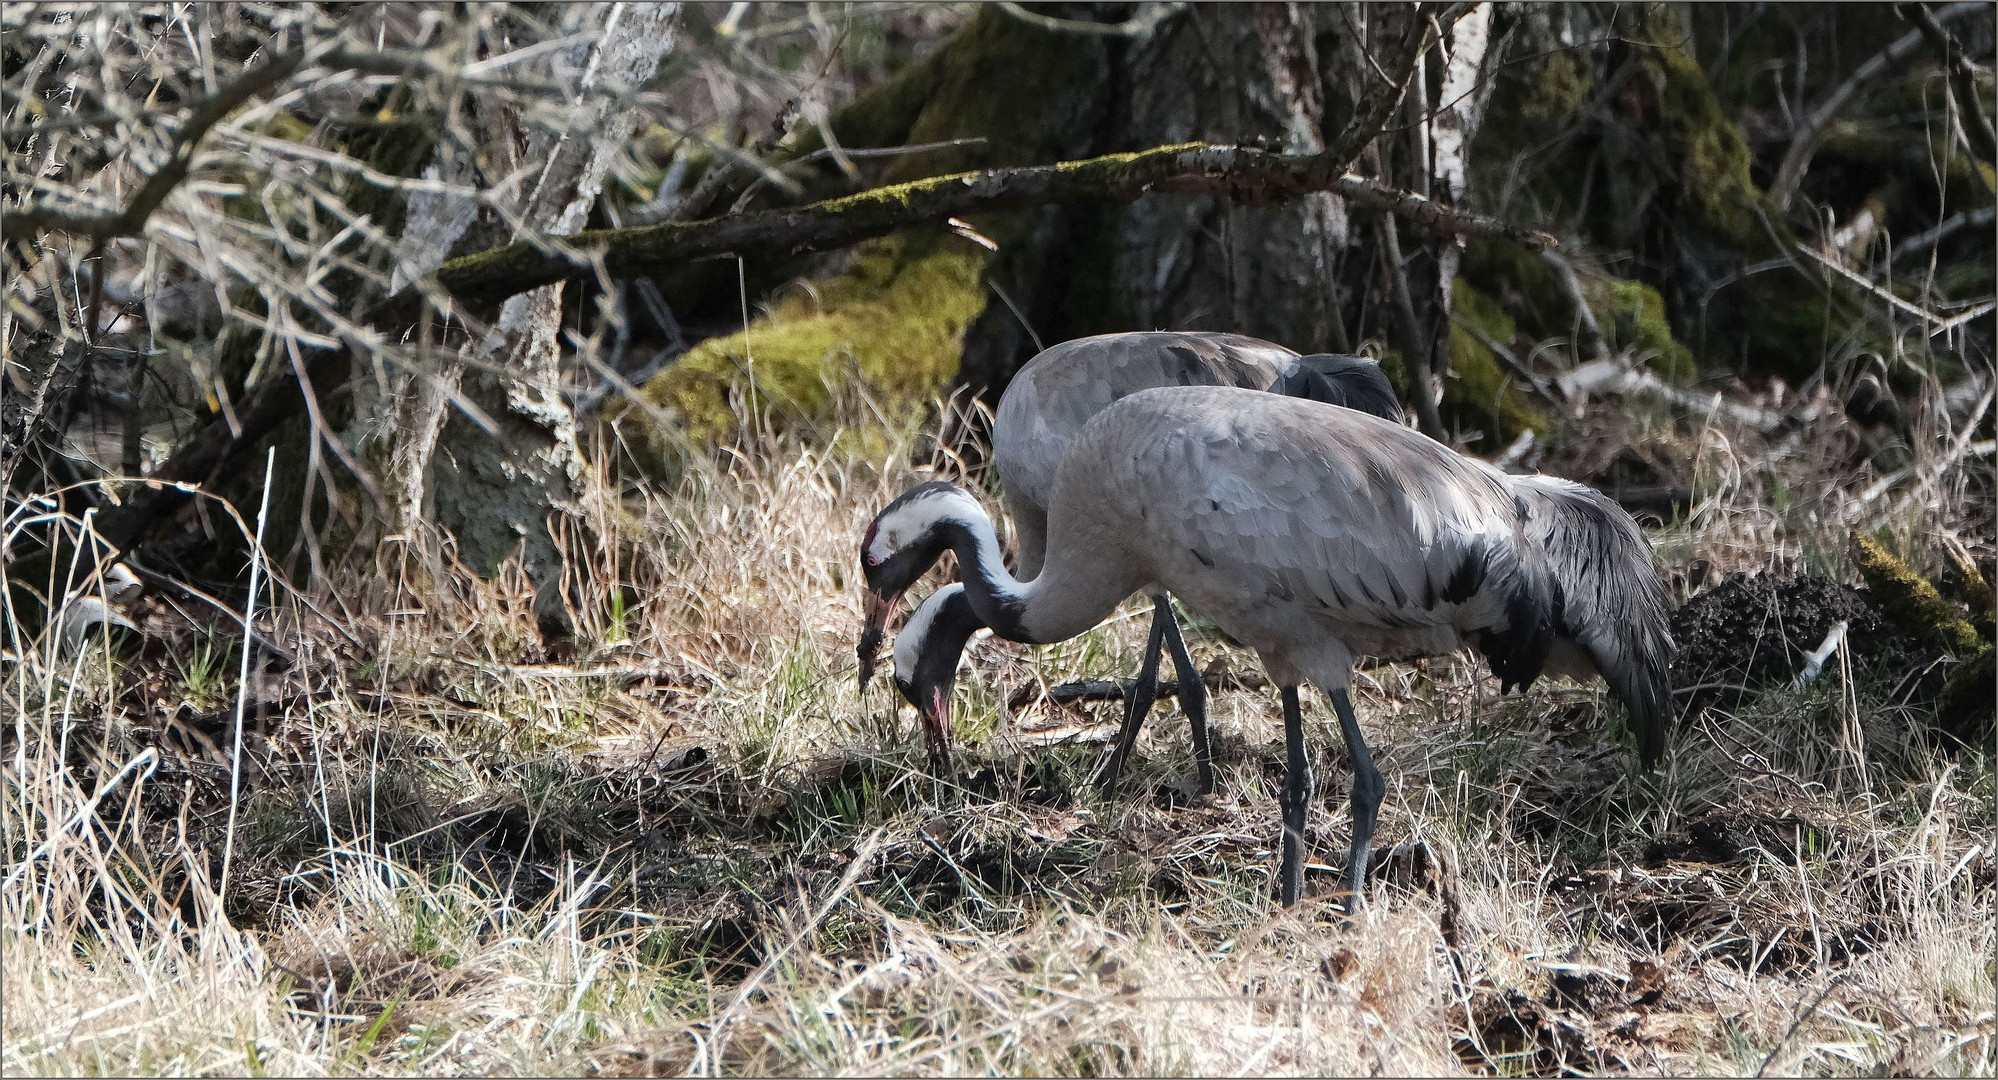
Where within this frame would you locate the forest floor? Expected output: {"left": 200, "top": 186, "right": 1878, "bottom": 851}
{"left": 4, "top": 387, "right": 1994, "bottom": 1077}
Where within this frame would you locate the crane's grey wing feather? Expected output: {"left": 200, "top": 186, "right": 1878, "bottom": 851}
{"left": 1058, "top": 384, "right": 1667, "bottom": 764}
{"left": 1510, "top": 475, "right": 1674, "bottom": 765}
{"left": 1110, "top": 392, "right": 1516, "bottom": 640}
{"left": 994, "top": 332, "right": 1298, "bottom": 515}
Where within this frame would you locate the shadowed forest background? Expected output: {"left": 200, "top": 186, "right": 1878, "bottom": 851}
{"left": 3, "top": 3, "right": 1994, "bottom": 1076}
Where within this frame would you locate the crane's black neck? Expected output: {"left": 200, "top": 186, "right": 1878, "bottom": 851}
{"left": 895, "top": 584, "right": 985, "bottom": 711}
{"left": 931, "top": 514, "right": 1034, "bottom": 643}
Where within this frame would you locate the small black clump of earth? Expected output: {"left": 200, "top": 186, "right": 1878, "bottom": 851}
{"left": 1668, "top": 573, "right": 1926, "bottom": 714}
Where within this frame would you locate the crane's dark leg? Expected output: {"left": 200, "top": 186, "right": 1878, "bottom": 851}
{"left": 1328, "top": 686, "right": 1384, "bottom": 914}
{"left": 1156, "top": 599, "right": 1214, "bottom": 795}
{"left": 1278, "top": 685, "right": 1315, "bottom": 906}
{"left": 1095, "top": 596, "right": 1168, "bottom": 793}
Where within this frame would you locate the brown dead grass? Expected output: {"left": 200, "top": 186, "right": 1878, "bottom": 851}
{"left": 4, "top": 384, "right": 1994, "bottom": 1077}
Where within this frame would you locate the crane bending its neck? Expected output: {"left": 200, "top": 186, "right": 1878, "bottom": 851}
{"left": 862, "top": 482, "right": 1037, "bottom": 642}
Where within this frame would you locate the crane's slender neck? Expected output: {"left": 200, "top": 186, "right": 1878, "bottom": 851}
{"left": 930, "top": 509, "right": 1035, "bottom": 642}
{"left": 887, "top": 483, "right": 1140, "bottom": 647}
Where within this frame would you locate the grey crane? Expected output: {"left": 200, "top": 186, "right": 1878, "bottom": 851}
{"left": 858, "top": 331, "right": 1402, "bottom": 792}
{"left": 863, "top": 385, "right": 1671, "bottom": 908}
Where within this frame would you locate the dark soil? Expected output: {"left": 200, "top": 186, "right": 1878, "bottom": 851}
{"left": 1669, "top": 574, "right": 1928, "bottom": 713}
{"left": 1641, "top": 812, "right": 1835, "bottom": 867}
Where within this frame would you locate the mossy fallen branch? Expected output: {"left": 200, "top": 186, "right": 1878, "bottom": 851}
{"left": 93, "top": 141, "right": 1555, "bottom": 561}
{"left": 388, "top": 142, "right": 1557, "bottom": 326}
{"left": 1940, "top": 544, "right": 1996, "bottom": 638}
{"left": 1851, "top": 533, "right": 1983, "bottom": 657}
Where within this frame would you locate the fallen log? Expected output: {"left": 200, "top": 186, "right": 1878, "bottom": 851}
{"left": 386, "top": 141, "right": 1557, "bottom": 326}
{"left": 92, "top": 140, "right": 1556, "bottom": 562}
{"left": 1008, "top": 670, "right": 1271, "bottom": 710}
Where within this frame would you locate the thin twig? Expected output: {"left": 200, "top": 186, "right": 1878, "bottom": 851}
{"left": 1448, "top": 312, "right": 1561, "bottom": 405}
{"left": 696, "top": 829, "right": 887, "bottom": 1071}
{"left": 5, "top": 41, "right": 332, "bottom": 240}
{"left": 1754, "top": 971, "right": 1850, "bottom": 1077}
{"left": 1768, "top": 3, "right": 1982, "bottom": 210}
{"left": 1906, "top": 2, "right": 1998, "bottom": 162}
{"left": 1890, "top": 207, "right": 1996, "bottom": 265}
{"left": 995, "top": 1, "right": 1186, "bottom": 38}
{"left": 218, "top": 446, "right": 277, "bottom": 904}
{"left": 1795, "top": 244, "right": 1950, "bottom": 325}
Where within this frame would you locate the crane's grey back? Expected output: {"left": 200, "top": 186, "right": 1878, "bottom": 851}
{"left": 993, "top": 333, "right": 1301, "bottom": 513}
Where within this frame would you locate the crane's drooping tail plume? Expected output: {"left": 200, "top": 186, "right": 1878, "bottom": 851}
{"left": 1515, "top": 475, "right": 1675, "bottom": 767}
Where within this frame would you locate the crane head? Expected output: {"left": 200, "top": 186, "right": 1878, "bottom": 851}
{"left": 1282, "top": 353, "right": 1405, "bottom": 425}
{"left": 857, "top": 482, "right": 976, "bottom": 691}
{"left": 890, "top": 584, "right": 982, "bottom": 772}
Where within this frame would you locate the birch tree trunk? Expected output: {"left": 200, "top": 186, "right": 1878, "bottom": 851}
{"left": 1387, "top": 2, "right": 1494, "bottom": 440}
{"left": 1425, "top": 2, "right": 1494, "bottom": 431}
{"left": 420, "top": 3, "right": 681, "bottom": 605}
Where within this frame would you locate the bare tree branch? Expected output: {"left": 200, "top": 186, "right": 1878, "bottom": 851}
{"left": 995, "top": 2, "right": 1187, "bottom": 38}
{"left": 4, "top": 44, "right": 323, "bottom": 241}
{"left": 0, "top": 38, "right": 495, "bottom": 243}
{"left": 1325, "top": 5, "right": 1447, "bottom": 167}
{"left": 1769, "top": 2, "right": 1983, "bottom": 211}
{"left": 1907, "top": 2, "right": 1998, "bottom": 163}
{"left": 90, "top": 137, "right": 1555, "bottom": 557}
{"left": 390, "top": 140, "right": 1556, "bottom": 327}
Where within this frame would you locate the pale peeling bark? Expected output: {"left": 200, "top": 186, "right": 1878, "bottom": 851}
{"left": 1408, "top": 2, "right": 1494, "bottom": 439}
{"left": 1427, "top": 1, "right": 1493, "bottom": 392}
{"left": 428, "top": 2, "right": 681, "bottom": 594}
{"left": 1430, "top": 3, "right": 1491, "bottom": 208}
{"left": 359, "top": 158, "right": 482, "bottom": 542}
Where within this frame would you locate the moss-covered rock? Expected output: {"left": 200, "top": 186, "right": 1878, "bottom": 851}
{"left": 1593, "top": 277, "right": 1698, "bottom": 381}
{"left": 1940, "top": 546, "right": 1996, "bottom": 642}
{"left": 1851, "top": 532, "right": 1983, "bottom": 657}
{"left": 1440, "top": 279, "right": 1545, "bottom": 444}
{"left": 623, "top": 6, "right": 1111, "bottom": 462}
{"left": 633, "top": 232, "right": 990, "bottom": 445}
{"left": 1521, "top": 46, "right": 1593, "bottom": 139}
{"left": 1460, "top": 240, "right": 1699, "bottom": 383}
{"left": 1474, "top": 7, "right": 1884, "bottom": 382}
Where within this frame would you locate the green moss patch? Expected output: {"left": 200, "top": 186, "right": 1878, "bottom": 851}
{"left": 635, "top": 232, "right": 990, "bottom": 445}
{"left": 1442, "top": 279, "right": 1545, "bottom": 444}
{"left": 1852, "top": 532, "right": 1983, "bottom": 657}
{"left": 1593, "top": 278, "right": 1697, "bottom": 381}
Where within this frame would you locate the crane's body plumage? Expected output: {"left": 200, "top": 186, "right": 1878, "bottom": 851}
{"left": 860, "top": 331, "right": 1403, "bottom": 792}
{"left": 993, "top": 332, "right": 1400, "bottom": 578}
{"left": 978, "top": 390, "right": 1558, "bottom": 684}
{"left": 879, "top": 385, "right": 1672, "bottom": 906}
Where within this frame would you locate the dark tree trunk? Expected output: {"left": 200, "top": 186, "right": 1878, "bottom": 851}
{"left": 628, "top": 3, "right": 1540, "bottom": 457}
{"left": 957, "top": 3, "right": 1382, "bottom": 395}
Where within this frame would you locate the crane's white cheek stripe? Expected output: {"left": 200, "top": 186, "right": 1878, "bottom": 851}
{"left": 870, "top": 490, "right": 984, "bottom": 564}
{"left": 893, "top": 584, "right": 962, "bottom": 683}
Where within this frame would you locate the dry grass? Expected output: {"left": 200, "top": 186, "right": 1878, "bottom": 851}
{"left": 4, "top": 390, "right": 1994, "bottom": 1077}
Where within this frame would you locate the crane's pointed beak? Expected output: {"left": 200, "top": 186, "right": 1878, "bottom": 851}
{"left": 857, "top": 588, "right": 901, "bottom": 693}
{"left": 919, "top": 685, "right": 952, "bottom": 772}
